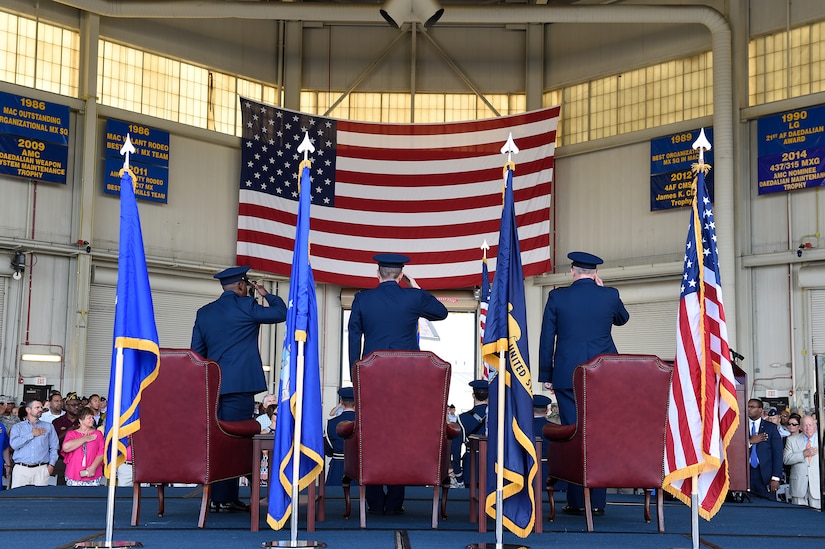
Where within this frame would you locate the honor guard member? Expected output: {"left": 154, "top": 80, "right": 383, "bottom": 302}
{"left": 192, "top": 265, "right": 287, "bottom": 512}
{"left": 455, "top": 380, "right": 489, "bottom": 487}
{"left": 539, "top": 251, "right": 629, "bottom": 517}
{"left": 325, "top": 387, "right": 356, "bottom": 486}
{"left": 348, "top": 253, "right": 448, "bottom": 514}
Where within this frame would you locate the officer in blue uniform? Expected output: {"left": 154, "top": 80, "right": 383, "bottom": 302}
{"left": 192, "top": 265, "right": 287, "bottom": 512}
{"left": 325, "top": 387, "right": 356, "bottom": 486}
{"left": 456, "top": 379, "right": 489, "bottom": 487}
{"left": 538, "top": 251, "right": 629, "bottom": 517}
{"left": 532, "top": 394, "right": 552, "bottom": 487}
{"left": 347, "top": 253, "right": 448, "bottom": 514}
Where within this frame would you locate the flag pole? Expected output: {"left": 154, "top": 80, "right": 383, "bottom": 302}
{"left": 265, "top": 132, "right": 324, "bottom": 549}
{"left": 687, "top": 128, "right": 711, "bottom": 549}
{"left": 495, "top": 350, "right": 506, "bottom": 547}
{"left": 75, "top": 136, "right": 141, "bottom": 549}
{"left": 290, "top": 339, "right": 306, "bottom": 544}
{"left": 469, "top": 133, "right": 530, "bottom": 549}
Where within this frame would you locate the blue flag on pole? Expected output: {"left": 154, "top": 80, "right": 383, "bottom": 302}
{"left": 267, "top": 162, "right": 325, "bottom": 529}
{"left": 480, "top": 165, "right": 538, "bottom": 537}
{"left": 104, "top": 168, "right": 161, "bottom": 478}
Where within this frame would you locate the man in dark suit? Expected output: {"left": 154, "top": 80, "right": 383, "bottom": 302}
{"left": 538, "top": 251, "right": 630, "bottom": 517}
{"left": 192, "top": 265, "right": 287, "bottom": 512}
{"left": 347, "top": 253, "right": 448, "bottom": 514}
{"left": 746, "top": 398, "right": 783, "bottom": 499}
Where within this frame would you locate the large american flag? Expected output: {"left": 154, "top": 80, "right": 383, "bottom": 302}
{"left": 663, "top": 159, "right": 739, "bottom": 520}
{"left": 236, "top": 98, "right": 558, "bottom": 289}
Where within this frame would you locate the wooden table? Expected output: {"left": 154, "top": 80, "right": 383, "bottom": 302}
{"left": 250, "top": 433, "right": 325, "bottom": 532}
{"left": 468, "top": 434, "right": 543, "bottom": 533}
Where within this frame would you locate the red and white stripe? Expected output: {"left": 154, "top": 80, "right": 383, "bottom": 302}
{"left": 237, "top": 108, "right": 558, "bottom": 289}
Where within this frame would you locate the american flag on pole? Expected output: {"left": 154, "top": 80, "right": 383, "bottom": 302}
{"left": 479, "top": 250, "right": 492, "bottom": 380}
{"left": 236, "top": 98, "right": 558, "bottom": 289}
{"left": 663, "top": 148, "right": 739, "bottom": 520}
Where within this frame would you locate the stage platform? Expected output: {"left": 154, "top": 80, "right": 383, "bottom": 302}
{"left": 1, "top": 485, "right": 822, "bottom": 549}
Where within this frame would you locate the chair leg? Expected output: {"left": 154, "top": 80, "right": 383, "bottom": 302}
{"left": 342, "top": 477, "right": 351, "bottom": 519}
{"left": 440, "top": 482, "right": 450, "bottom": 520}
{"left": 359, "top": 484, "right": 367, "bottom": 529}
{"left": 131, "top": 483, "right": 141, "bottom": 526}
{"left": 644, "top": 489, "right": 652, "bottom": 523}
{"left": 546, "top": 479, "right": 556, "bottom": 522}
{"left": 583, "top": 487, "right": 594, "bottom": 532}
{"left": 157, "top": 484, "right": 165, "bottom": 517}
{"left": 431, "top": 485, "right": 439, "bottom": 529}
{"left": 198, "top": 485, "right": 210, "bottom": 529}
{"left": 317, "top": 471, "right": 326, "bottom": 522}
{"left": 656, "top": 489, "right": 665, "bottom": 533}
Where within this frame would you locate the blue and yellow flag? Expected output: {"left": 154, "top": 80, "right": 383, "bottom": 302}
{"left": 104, "top": 168, "right": 161, "bottom": 478}
{"left": 481, "top": 166, "right": 537, "bottom": 537}
{"left": 268, "top": 162, "right": 325, "bottom": 529}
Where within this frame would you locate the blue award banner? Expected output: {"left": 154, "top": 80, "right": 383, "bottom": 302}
{"left": 757, "top": 105, "right": 825, "bottom": 195}
{"left": 0, "top": 91, "right": 70, "bottom": 184}
{"left": 650, "top": 128, "right": 714, "bottom": 211}
{"left": 0, "top": 134, "right": 69, "bottom": 184}
{"left": 104, "top": 156, "right": 169, "bottom": 203}
{"left": 104, "top": 119, "right": 170, "bottom": 203}
{"left": 0, "top": 91, "right": 70, "bottom": 145}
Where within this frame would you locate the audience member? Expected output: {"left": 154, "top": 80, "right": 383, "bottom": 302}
{"left": 256, "top": 393, "right": 277, "bottom": 433}
{"left": 61, "top": 407, "right": 105, "bottom": 486}
{"left": 9, "top": 400, "right": 59, "bottom": 488}
{"left": 746, "top": 398, "right": 783, "bottom": 500}
{"left": 766, "top": 408, "right": 790, "bottom": 437}
{"left": 325, "top": 387, "right": 356, "bottom": 486}
{"left": 0, "top": 420, "right": 9, "bottom": 490}
{"left": 53, "top": 393, "right": 82, "bottom": 446}
{"left": 40, "top": 392, "right": 65, "bottom": 424}
{"left": 87, "top": 394, "right": 104, "bottom": 427}
{"left": 0, "top": 395, "right": 21, "bottom": 432}
{"left": 783, "top": 415, "right": 821, "bottom": 510}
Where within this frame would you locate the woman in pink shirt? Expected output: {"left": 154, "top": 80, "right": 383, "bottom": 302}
{"left": 62, "top": 407, "right": 105, "bottom": 486}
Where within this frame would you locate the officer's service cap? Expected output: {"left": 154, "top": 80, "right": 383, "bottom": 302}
{"left": 568, "top": 251, "right": 603, "bottom": 270}
{"left": 214, "top": 265, "right": 250, "bottom": 285}
{"left": 338, "top": 387, "right": 355, "bottom": 400}
{"left": 373, "top": 253, "right": 410, "bottom": 268}
{"left": 469, "top": 380, "right": 488, "bottom": 390}
{"left": 533, "top": 394, "right": 552, "bottom": 408}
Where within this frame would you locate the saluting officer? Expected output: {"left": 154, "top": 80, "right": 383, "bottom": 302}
{"left": 192, "top": 265, "right": 287, "bottom": 512}
{"left": 347, "top": 253, "right": 448, "bottom": 515}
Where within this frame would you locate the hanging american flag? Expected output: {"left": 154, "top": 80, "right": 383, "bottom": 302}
{"left": 663, "top": 140, "right": 739, "bottom": 520}
{"left": 236, "top": 98, "right": 558, "bottom": 289}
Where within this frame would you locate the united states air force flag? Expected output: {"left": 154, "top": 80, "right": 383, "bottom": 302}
{"left": 267, "top": 161, "right": 325, "bottom": 529}
{"left": 480, "top": 165, "right": 538, "bottom": 537}
{"left": 104, "top": 167, "right": 161, "bottom": 478}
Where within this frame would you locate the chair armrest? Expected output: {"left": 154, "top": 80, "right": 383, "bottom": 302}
{"left": 336, "top": 420, "right": 355, "bottom": 439}
{"left": 219, "top": 419, "right": 263, "bottom": 437}
{"left": 445, "top": 421, "right": 461, "bottom": 439}
{"left": 542, "top": 423, "right": 577, "bottom": 441}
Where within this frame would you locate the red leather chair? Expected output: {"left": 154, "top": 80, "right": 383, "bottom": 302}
{"left": 336, "top": 350, "right": 458, "bottom": 528}
{"left": 542, "top": 354, "right": 673, "bottom": 532}
{"left": 130, "top": 348, "right": 261, "bottom": 528}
